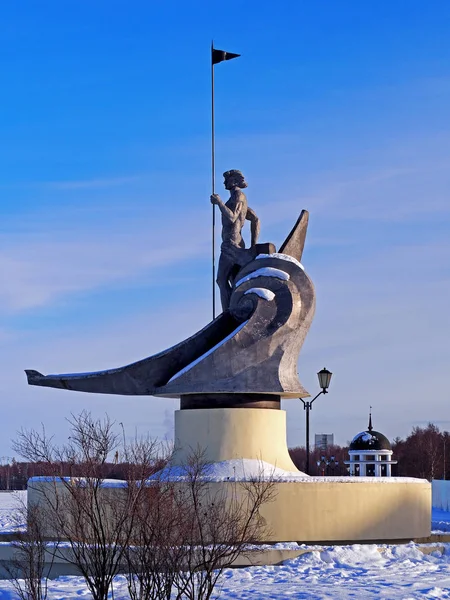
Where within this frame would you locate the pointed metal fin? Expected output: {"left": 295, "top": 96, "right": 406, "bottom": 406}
{"left": 279, "top": 209, "right": 309, "bottom": 262}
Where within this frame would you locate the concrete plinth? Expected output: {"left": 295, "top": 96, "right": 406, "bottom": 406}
{"left": 168, "top": 406, "right": 431, "bottom": 543}
{"left": 171, "top": 408, "right": 299, "bottom": 472}
{"left": 27, "top": 406, "right": 432, "bottom": 547}
{"left": 253, "top": 478, "right": 431, "bottom": 542}
{"left": 28, "top": 475, "right": 431, "bottom": 544}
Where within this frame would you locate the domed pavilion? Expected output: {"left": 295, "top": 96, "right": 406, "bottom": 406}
{"left": 344, "top": 411, "right": 397, "bottom": 477}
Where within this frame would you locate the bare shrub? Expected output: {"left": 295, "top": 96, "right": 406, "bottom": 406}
{"left": 171, "top": 454, "right": 276, "bottom": 600}
{"left": 14, "top": 417, "right": 276, "bottom": 600}
{"left": 124, "top": 451, "right": 277, "bottom": 600}
{"left": 13, "top": 411, "right": 164, "bottom": 600}
{"left": 124, "top": 482, "right": 185, "bottom": 600}
{"left": 5, "top": 501, "right": 56, "bottom": 600}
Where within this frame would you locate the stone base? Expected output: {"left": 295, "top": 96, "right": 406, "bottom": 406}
{"left": 168, "top": 407, "right": 431, "bottom": 542}
{"left": 27, "top": 406, "right": 432, "bottom": 545}
{"left": 27, "top": 475, "right": 431, "bottom": 544}
{"left": 171, "top": 408, "right": 299, "bottom": 472}
{"left": 248, "top": 478, "right": 431, "bottom": 542}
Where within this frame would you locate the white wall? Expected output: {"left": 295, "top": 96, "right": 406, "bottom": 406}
{"left": 432, "top": 480, "right": 450, "bottom": 510}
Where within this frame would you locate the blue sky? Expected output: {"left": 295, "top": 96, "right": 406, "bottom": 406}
{"left": 1, "top": 1, "right": 450, "bottom": 456}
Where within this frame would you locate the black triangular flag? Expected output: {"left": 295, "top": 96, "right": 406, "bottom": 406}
{"left": 212, "top": 48, "right": 240, "bottom": 65}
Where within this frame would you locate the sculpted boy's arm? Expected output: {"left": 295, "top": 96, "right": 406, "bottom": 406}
{"left": 210, "top": 194, "right": 245, "bottom": 223}
{"left": 246, "top": 206, "right": 260, "bottom": 246}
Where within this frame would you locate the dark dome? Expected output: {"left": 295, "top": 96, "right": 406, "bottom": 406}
{"left": 349, "top": 430, "right": 391, "bottom": 451}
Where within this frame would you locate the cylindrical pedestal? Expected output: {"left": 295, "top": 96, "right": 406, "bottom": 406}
{"left": 171, "top": 408, "right": 299, "bottom": 472}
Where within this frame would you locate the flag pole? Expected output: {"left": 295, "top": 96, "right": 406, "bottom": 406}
{"left": 211, "top": 40, "right": 216, "bottom": 320}
{"left": 210, "top": 45, "right": 240, "bottom": 320}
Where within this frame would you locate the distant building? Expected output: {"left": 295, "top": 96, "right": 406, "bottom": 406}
{"left": 344, "top": 411, "right": 397, "bottom": 477}
{"left": 315, "top": 433, "right": 334, "bottom": 451}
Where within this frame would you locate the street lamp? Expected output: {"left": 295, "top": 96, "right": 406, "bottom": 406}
{"left": 317, "top": 455, "right": 339, "bottom": 476}
{"left": 300, "top": 368, "right": 332, "bottom": 475}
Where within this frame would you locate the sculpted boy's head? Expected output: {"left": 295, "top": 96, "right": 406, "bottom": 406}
{"left": 223, "top": 169, "right": 248, "bottom": 190}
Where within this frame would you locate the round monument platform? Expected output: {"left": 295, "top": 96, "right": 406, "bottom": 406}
{"left": 167, "top": 406, "right": 431, "bottom": 544}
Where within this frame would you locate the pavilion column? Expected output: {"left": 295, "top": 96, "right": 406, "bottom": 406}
{"left": 349, "top": 455, "right": 355, "bottom": 476}
{"left": 375, "top": 456, "right": 381, "bottom": 477}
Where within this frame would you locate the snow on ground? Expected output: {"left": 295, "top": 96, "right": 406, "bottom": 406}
{"left": 0, "top": 492, "right": 450, "bottom": 598}
{"left": 220, "top": 543, "right": 450, "bottom": 599}
{"left": 0, "top": 491, "right": 26, "bottom": 533}
{"left": 1, "top": 544, "right": 450, "bottom": 599}
{"left": 432, "top": 508, "right": 450, "bottom": 533}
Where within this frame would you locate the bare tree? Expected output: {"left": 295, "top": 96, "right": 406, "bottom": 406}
{"left": 172, "top": 454, "right": 276, "bottom": 600}
{"left": 392, "top": 423, "right": 449, "bottom": 480}
{"left": 289, "top": 445, "right": 349, "bottom": 475}
{"left": 13, "top": 411, "right": 163, "bottom": 600}
{"left": 14, "top": 417, "right": 276, "bottom": 600}
{"left": 124, "top": 452, "right": 277, "bottom": 600}
{"left": 125, "top": 482, "right": 186, "bottom": 600}
{"left": 5, "top": 501, "right": 56, "bottom": 600}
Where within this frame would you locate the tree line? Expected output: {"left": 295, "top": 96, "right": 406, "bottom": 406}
{"left": 289, "top": 422, "right": 449, "bottom": 481}
{"left": 0, "top": 457, "right": 161, "bottom": 491}
{"left": 0, "top": 422, "right": 446, "bottom": 492}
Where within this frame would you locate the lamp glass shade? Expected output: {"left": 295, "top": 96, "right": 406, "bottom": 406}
{"left": 317, "top": 368, "right": 332, "bottom": 390}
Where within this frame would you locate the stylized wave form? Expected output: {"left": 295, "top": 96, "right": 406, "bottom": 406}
{"left": 26, "top": 211, "right": 315, "bottom": 399}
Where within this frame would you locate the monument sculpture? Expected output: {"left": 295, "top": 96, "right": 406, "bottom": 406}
{"left": 26, "top": 171, "right": 315, "bottom": 407}
{"left": 25, "top": 171, "right": 431, "bottom": 544}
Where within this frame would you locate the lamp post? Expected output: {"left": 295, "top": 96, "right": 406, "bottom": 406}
{"left": 317, "top": 455, "right": 339, "bottom": 476}
{"left": 300, "top": 368, "right": 332, "bottom": 475}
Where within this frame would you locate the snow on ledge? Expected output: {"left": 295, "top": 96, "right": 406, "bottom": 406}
{"left": 299, "top": 476, "right": 428, "bottom": 484}
{"left": 235, "top": 267, "right": 290, "bottom": 289}
{"left": 29, "top": 467, "right": 428, "bottom": 487}
{"left": 149, "top": 459, "right": 428, "bottom": 484}
{"left": 151, "top": 459, "right": 306, "bottom": 482}
{"left": 244, "top": 287, "right": 275, "bottom": 301}
{"left": 168, "top": 320, "right": 248, "bottom": 382}
{"left": 28, "top": 476, "right": 127, "bottom": 488}
{"left": 256, "top": 253, "right": 304, "bottom": 270}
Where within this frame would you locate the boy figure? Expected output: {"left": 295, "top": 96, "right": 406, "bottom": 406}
{"left": 211, "top": 169, "right": 260, "bottom": 311}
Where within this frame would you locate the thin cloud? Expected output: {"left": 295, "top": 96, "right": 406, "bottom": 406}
{"left": 0, "top": 206, "right": 209, "bottom": 312}
{"left": 1, "top": 128, "right": 450, "bottom": 454}
{"left": 46, "top": 176, "right": 140, "bottom": 190}
{"left": 0, "top": 297, "right": 208, "bottom": 454}
{"left": 0, "top": 176, "right": 140, "bottom": 191}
